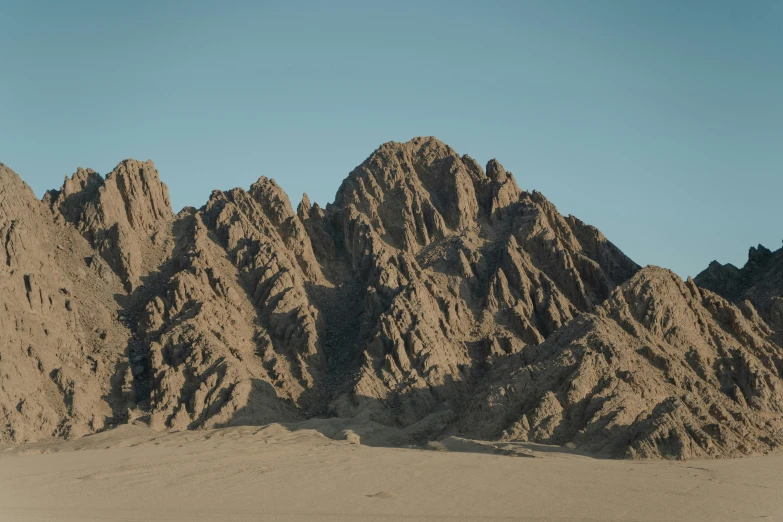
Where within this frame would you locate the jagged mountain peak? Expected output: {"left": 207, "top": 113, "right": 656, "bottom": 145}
{"left": 41, "top": 158, "right": 173, "bottom": 291}
{"left": 697, "top": 241, "right": 783, "bottom": 331}
{"left": 332, "top": 137, "right": 526, "bottom": 256}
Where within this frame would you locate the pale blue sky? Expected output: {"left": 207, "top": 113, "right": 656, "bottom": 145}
{"left": 1, "top": 1, "right": 781, "bottom": 278}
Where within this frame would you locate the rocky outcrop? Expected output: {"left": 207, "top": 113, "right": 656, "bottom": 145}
{"left": 328, "top": 137, "right": 639, "bottom": 428}
{"left": 461, "top": 267, "right": 783, "bottom": 459}
{"left": 0, "top": 163, "right": 131, "bottom": 443}
{"left": 45, "top": 160, "right": 174, "bottom": 291}
{"left": 696, "top": 244, "right": 783, "bottom": 330}
{"left": 139, "top": 211, "right": 302, "bottom": 430}
{"left": 138, "top": 179, "right": 328, "bottom": 430}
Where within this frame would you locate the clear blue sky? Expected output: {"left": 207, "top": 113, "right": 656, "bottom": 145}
{"left": 1, "top": 1, "right": 781, "bottom": 278}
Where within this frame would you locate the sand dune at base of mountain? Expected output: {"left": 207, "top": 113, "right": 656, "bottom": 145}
{"left": 1, "top": 424, "right": 782, "bottom": 522}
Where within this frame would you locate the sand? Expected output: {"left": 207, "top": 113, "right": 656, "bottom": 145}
{"left": 1, "top": 423, "right": 782, "bottom": 522}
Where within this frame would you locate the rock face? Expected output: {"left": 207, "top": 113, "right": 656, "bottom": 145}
{"left": 328, "top": 138, "right": 640, "bottom": 429}
{"left": 0, "top": 163, "right": 131, "bottom": 443}
{"left": 696, "top": 244, "right": 783, "bottom": 331}
{"left": 461, "top": 267, "right": 783, "bottom": 459}
{"left": 45, "top": 160, "right": 174, "bottom": 291}
{"left": 1, "top": 137, "right": 782, "bottom": 459}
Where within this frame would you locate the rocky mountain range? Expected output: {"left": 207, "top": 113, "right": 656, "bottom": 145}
{"left": 2, "top": 137, "right": 782, "bottom": 459}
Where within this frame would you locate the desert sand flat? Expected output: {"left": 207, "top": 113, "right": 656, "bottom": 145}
{"left": 1, "top": 424, "right": 782, "bottom": 522}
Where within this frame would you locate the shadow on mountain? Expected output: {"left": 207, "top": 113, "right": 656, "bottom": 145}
{"left": 104, "top": 219, "right": 190, "bottom": 423}
{"left": 219, "top": 377, "right": 602, "bottom": 459}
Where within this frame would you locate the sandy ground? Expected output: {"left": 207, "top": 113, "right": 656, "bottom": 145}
{"left": 1, "top": 423, "right": 782, "bottom": 522}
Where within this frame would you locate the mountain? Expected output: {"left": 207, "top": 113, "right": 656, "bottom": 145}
{"left": 1, "top": 137, "right": 782, "bottom": 460}
{"left": 0, "top": 162, "right": 133, "bottom": 441}
{"left": 696, "top": 244, "right": 783, "bottom": 332}
{"left": 462, "top": 267, "right": 783, "bottom": 458}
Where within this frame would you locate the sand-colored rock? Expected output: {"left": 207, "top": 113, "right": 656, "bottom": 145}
{"left": 0, "top": 163, "right": 131, "bottom": 442}
{"left": 461, "top": 267, "right": 783, "bottom": 459}
{"left": 1, "top": 138, "right": 782, "bottom": 460}
{"left": 45, "top": 159, "right": 174, "bottom": 291}
{"left": 329, "top": 137, "right": 639, "bottom": 428}
{"left": 696, "top": 243, "right": 783, "bottom": 328}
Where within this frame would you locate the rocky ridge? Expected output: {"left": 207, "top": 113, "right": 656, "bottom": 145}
{"left": 1, "top": 163, "right": 132, "bottom": 442}
{"left": 696, "top": 243, "right": 783, "bottom": 331}
{"left": 1, "top": 138, "right": 782, "bottom": 459}
{"left": 463, "top": 267, "right": 783, "bottom": 458}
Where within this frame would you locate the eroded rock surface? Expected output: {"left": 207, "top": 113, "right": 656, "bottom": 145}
{"left": 2, "top": 138, "right": 782, "bottom": 459}
{"left": 461, "top": 267, "right": 783, "bottom": 459}
{"left": 45, "top": 159, "right": 173, "bottom": 291}
{"left": 696, "top": 244, "right": 783, "bottom": 331}
{"left": 1, "top": 163, "right": 131, "bottom": 442}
